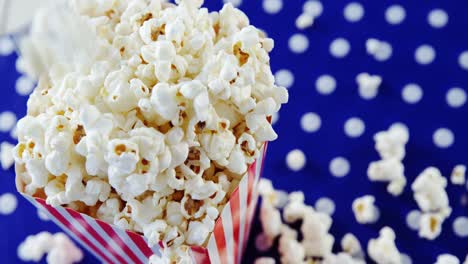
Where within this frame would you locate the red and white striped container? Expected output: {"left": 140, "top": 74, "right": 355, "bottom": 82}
{"left": 17, "top": 144, "right": 267, "bottom": 264}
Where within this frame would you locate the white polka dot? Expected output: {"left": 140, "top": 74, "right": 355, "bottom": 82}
{"left": 289, "top": 34, "right": 309, "bottom": 54}
{"left": 343, "top": 2, "right": 364, "bottom": 22}
{"left": 271, "top": 112, "right": 279, "bottom": 125}
{"left": 316, "top": 74, "right": 336, "bottom": 95}
{"left": 15, "top": 76, "right": 36, "bottom": 96}
{"left": 301, "top": 112, "right": 321, "bottom": 133}
{"left": 275, "top": 69, "right": 294, "bottom": 89}
{"left": 446, "top": 88, "right": 467, "bottom": 108}
{"left": 303, "top": 0, "right": 323, "bottom": 17}
{"left": 374, "top": 41, "right": 393, "bottom": 61}
{"left": 0, "top": 111, "right": 17, "bottom": 133}
{"left": 0, "top": 36, "right": 15, "bottom": 56}
{"left": 329, "top": 157, "right": 350, "bottom": 177}
{"left": 37, "top": 209, "right": 50, "bottom": 221}
{"left": 0, "top": 193, "right": 18, "bottom": 215}
{"left": 458, "top": 51, "right": 468, "bottom": 70}
{"left": 315, "top": 197, "right": 336, "bottom": 216}
{"left": 286, "top": 149, "right": 306, "bottom": 172}
{"left": 428, "top": 9, "right": 448, "bottom": 28}
{"left": 452, "top": 216, "right": 468, "bottom": 237}
{"left": 223, "top": 0, "right": 242, "bottom": 7}
{"left": 402, "top": 83, "right": 423, "bottom": 104}
{"left": 385, "top": 5, "right": 406, "bottom": 25}
{"left": 415, "top": 45, "right": 436, "bottom": 65}
{"left": 344, "top": 117, "right": 365, "bottom": 138}
{"left": 263, "top": 0, "right": 283, "bottom": 14}
{"left": 406, "top": 210, "right": 421, "bottom": 231}
{"left": 330, "top": 38, "right": 351, "bottom": 58}
{"left": 433, "top": 128, "right": 454, "bottom": 148}
{"left": 401, "top": 254, "right": 413, "bottom": 264}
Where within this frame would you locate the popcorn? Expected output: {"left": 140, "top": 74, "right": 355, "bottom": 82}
{"left": 255, "top": 257, "right": 276, "bottom": 264}
{"left": 18, "top": 232, "right": 83, "bottom": 264}
{"left": 323, "top": 253, "right": 365, "bottom": 264}
{"left": 435, "top": 254, "right": 460, "bottom": 264}
{"left": 450, "top": 164, "right": 466, "bottom": 185}
{"left": 0, "top": 141, "right": 15, "bottom": 170}
{"left": 296, "top": 13, "right": 314, "bottom": 29}
{"left": 260, "top": 200, "right": 282, "bottom": 240}
{"left": 356, "top": 73, "right": 382, "bottom": 100}
{"left": 418, "top": 212, "right": 443, "bottom": 240}
{"left": 341, "top": 233, "right": 364, "bottom": 259}
{"left": 301, "top": 208, "right": 334, "bottom": 258}
{"left": 352, "top": 195, "right": 379, "bottom": 224}
{"left": 368, "top": 124, "right": 409, "bottom": 196}
{"left": 367, "top": 227, "right": 401, "bottom": 264}
{"left": 15, "top": 0, "right": 288, "bottom": 259}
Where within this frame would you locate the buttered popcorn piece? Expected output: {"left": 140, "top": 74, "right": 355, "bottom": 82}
{"left": 16, "top": 0, "right": 288, "bottom": 255}
{"left": 451, "top": 165, "right": 466, "bottom": 185}
{"left": 352, "top": 195, "right": 379, "bottom": 224}
{"left": 367, "top": 227, "right": 402, "bottom": 264}
{"left": 356, "top": 72, "right": 382, "bottom": 100}
{"left": 368, "top": 124, "right": 409, "bottom": 196}
{"left": 18, "top": 232, "right": 83, "bottom": 264}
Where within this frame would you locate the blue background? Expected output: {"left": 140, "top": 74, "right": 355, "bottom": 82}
{"left": 1, "top": 0, "right": 467, "bottom": 263}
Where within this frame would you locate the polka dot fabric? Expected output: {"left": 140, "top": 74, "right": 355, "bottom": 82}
{"left": 0, "top": 1, "right": 467, "bottom": 263}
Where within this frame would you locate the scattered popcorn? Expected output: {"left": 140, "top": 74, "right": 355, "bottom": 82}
{"left": 352, "top": 195, "right": 379, "bottom": 224}
{"left": 411, "top": 167, "right": 452, "bottom": 240}
{"left": 286, "top": 149, "right": 306, "bottom": 172}
{"left": 368, "top": 124, "right": 409, "bottom": 196}
{"left": 367, "top": 227, "right": 402, "bottom": 264}
{"left": 0, "top": 193, "right": 18, "bottom": 215}
{"left": 296, "top": 13, "right": 314, "bottom": 30}
{"left": 356, "top": 73, "right": 382, "bottom": 100}
{"left": 14, "top": 0, "right": 289, "bottom": 258}
{"left": 0, "top": 141, "right": 15, "bottom": 170}
{"left": 366, "top": 38, "right": 393, "bottom": 61}
{"left": 17, "top": 232, "right": 83, "bottom": 264}
{"left": 435, "top": 254, "right": 460, "bottom": 264}
{"left": 341, "top": 233, "right": 364, "bottom": 259}
{"left": 451, "top": 165, "right": 466, "bottom": 185}
{"left": 255, "top": 257, "right": 276, "bottom": 264}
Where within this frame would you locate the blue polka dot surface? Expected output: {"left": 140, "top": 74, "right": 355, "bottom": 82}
{"left": 1, "top": 0, "right": 467, "bottom": 263}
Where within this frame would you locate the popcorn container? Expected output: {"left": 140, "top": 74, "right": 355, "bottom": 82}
{"left": 16, "top": 144, "right": 268, "bottom": 264}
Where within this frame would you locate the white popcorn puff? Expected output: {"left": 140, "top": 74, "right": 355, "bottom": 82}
{"left": 367, "top": 227, "right": 401, "bottom": 264}
{"left": 356, "top": 72, "right": 382, "bottom": 100}
{"left": 260, "top": 200, "right": 282, "bottom": 240}
{"left": 186, "top": 220, "right": 210, "bottom": 246}
{"left": 368, "top": 124, "right": 409, "bottom": 196}
{"left": 451, "top": 165, "right": 466, "bottom": 185}
{"left": 352, "top": 195, "right": 379, "bottom": 224}
{"left": 301, "top": 208, "right": 334, "bottom": 258}
{"left": 412, "top": 167, "right": 451, "bottom": 217}
{"left": 418, "top": 213, "right": 443, "bottom": 240}
{"left": 323, "top": 253, "right": 366, "bottom": 264}
{"left": 0, "top": 141, "right": 15, "bottom": 170}
{"left": 341, "top": 233, "right": 364, "bottom": 259}
{"left": 296, "top": 13, "right": 314, "bottom": 29}
{"left": 278, "top": 230, "right": 306, "bottom": 264}
{"left": 18, "top": 232, "right": 83, "bottom": 264}
{"left": 435, "top": 254, "right": 460, "bottom": 264}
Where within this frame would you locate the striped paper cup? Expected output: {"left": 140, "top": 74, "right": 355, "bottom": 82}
{"left": 16, "top": 144, "right": 268, "bottom": 264}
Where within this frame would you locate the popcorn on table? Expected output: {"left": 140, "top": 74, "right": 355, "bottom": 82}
{"left": 411, "top": 167, "right": 452, "bottom": 240}
{"left": 367, "top": 226, "right": 402, "bottom": 264}
{"left": 352, "top": 195, "right": 379, "bottom": 224}
{"left": 14, "top": 0, "right": 288, "bottom": 259}
{"left": 368, "top": 124, "right": 409, "bottom": 196}
{"left": 17, "top": 232, "right": 83, "bottom": 264}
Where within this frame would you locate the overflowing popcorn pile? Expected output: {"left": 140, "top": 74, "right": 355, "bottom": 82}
{"left": 17, "top": 232, "right": 83, "bottom": 264}
{"left": 13, "top": 0, "right": 288, "bottom": 259}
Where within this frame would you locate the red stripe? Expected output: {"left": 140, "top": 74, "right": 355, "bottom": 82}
{"left": 96, "top": 221, "right": 142, "bottom": 263}
{"left": 213, "top": 214, "right": 227, "bottom": 263}
{"left": 242, "top": 163, "right": 256, "bottom": 250}
{"left": 73, "top": 213, "right": 127, "bottom": 264}
{"left": 229, "top": 189, "right": 241, "bottom": 264}
{"left": 190, "top": 246, "right": 210, "bottom": 264}
{"left": 126, "top": 230, "right": 154, "bottom": 258}
{"left": 36, "top": 200, "right": 114, "bottom": 264}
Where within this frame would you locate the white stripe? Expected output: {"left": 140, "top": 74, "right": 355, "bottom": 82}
{"left": 221, "top": 204, "right": 234, "bottom": 264}
{"left": 207, "top": 235, "right": 221, "bottom": 264}
{"left": 23, "top": 196, "right": 104, "bottom": 263}
{"left": 237, "top": 177, "right": 248, "bottom": 264}
{"left": 112, "top": 226, "right": 148, "bottom": 263}
{"left": 58, "top": 207, "right": 120, "bottom": 264}
{"left": 84, "top": 217, "right": 134, "bottom": 264}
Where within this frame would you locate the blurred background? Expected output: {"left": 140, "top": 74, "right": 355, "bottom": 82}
{"left": 1, "top": 0, "right": 467, "bottom": 263}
